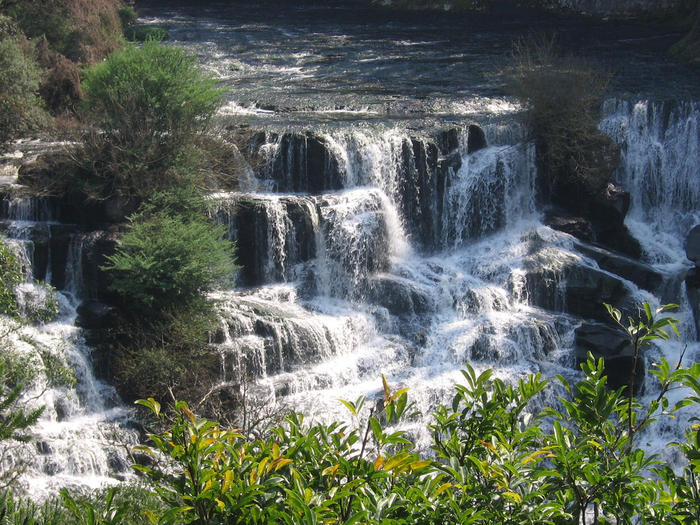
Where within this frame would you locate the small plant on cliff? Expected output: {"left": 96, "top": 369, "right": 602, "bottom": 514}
{"left": 102, "top": 187, "right": 237, "bottom": 314}
{"left": 505, "top": 35, "right": 613, "bottom": 204}
{"left": 79, "top": 41, "right": 225, "bottom": 200}
{"left": 102, "top": 186, "right": 238, "bottom": 404}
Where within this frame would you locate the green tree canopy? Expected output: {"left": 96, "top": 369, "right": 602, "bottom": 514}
{"left": 102, "top": 189, "right": 237, "bottom": 314}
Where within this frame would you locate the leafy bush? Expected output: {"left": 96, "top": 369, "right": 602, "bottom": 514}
{"left": 101, "top": 187, "right": 237, "bottom": 405}
{"left": 0, "top": 37, "right": 51, "bottom": 146}
{"left": 109, "top": 302, "right": 221, "bottom": 404}
{"left": 125, "top": 25, "right": 170, "bottom": 43}
{"left": 102, "top": 189, "right": 236, "bottom": 313}
{"left": 0, "top": 238, "right": 23, "bottom": 317}
{"left": 126, "top": 302, "right": 700, "bottom": 524}
{"left": 5, "top": 0, "right": 124, "bottom": 64}
{"left": 79, "top": 41, "right": 225, "bottom": 200}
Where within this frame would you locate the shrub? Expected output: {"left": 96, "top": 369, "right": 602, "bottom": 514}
{"left": 125, "top": 25, "right": 170, "bottom": 43}
{"left": 39, "top": 52, "right": 82, "bottom": 114}
{"left": 109, "top": 302, "right": 221, "bottom": 403}
{"left": 79, "top": 41, "right": 225, "bottom": 200}
{"left": 102, "top": 188, "right": 237, "bottom": 313}
{"left": 5, "top": 0, "right": 124, "bottom": 64}
{"left": 0, "top": 238, "right": 23, "bottom": 317}
{"left": 0, "top": 37, "right": 51, "bottom": 146}
{"left": 102, "top": 187, "right": 238, "bottom": 405}
{"left": 505, "top": 35, "right": 613, "bottom": 202}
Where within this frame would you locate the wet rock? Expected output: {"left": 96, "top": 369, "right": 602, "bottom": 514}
{"left": 36, "top": 441, "right": 52, "bottom": 455}
{"left": 574, "top": 241, "right": 663, "bottom": 293}
{"left": 269, "top": 132, "right": 343, "bottom": 194}
{"left": 591, "top": 183, "right": 641, "bottom": 258}
{"left": 108, "top": 451, "right": 128, "bottom": 473}
{"left": 76, "top": 300, "right": 118, "bottom": 329}
{"left": 686, "top": 224, "right": 700, "bottom": 264}
{"left": 524, "top": 259, "right": 633, "bottom": 322}
{"left": 43, "top": 461, "right": 64, "bottom": 476}
{"left": 367, "top": 275, "right": 434, "bottom": 316}
{"left": 686, "top": 267, "right": 700, "bottom": 340}
{"left": 48, "top": 225, "right": 79, "bottom": 291}
{"left": 436, "top": 126, "right": 461, "bottom": 154}
{"left": 575, "top": 322, "right": 644, "bottom": 395}
{"left": 467, "top": 124, "right": 487, "bottom": 154}
{"left": 544, "top": 211, "right": 595, "bottom": 242}
{"left": 80, "top": 230, "right": 119, "bottom": 302}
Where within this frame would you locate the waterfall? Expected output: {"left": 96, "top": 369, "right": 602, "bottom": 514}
{"left": 600, "top": 99, "right": 700, "bottom": 265}
{"left": 0, "top": 193, "right": 137, "bottom": 499}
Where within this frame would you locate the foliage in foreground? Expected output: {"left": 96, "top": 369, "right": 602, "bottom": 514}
{"left": 116, "top": 303, "right": 699, "bottom": 525}
{"left": 2, "top": 303, "right": 699, "bottom": 524}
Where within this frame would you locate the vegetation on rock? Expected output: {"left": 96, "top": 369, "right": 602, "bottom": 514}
{"left": 102, "top": 188, "right": 236, "bottom": 314}
{"left": 101, "top": 186, "right": 238, "bottom": 405}
{"left": 78, "top": 41, "right": 225, "bottom": 201}
{"left": 0, "top": 34, "right": 51, "bottom": 146}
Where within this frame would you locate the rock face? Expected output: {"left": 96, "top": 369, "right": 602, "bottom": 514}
{"left": 686, "top": 225, "right": 700, "bottom": 339}
{"left": 687, "top": 225, "right": 700, "bottom": 265}
{"left": 543, "top": 132, "right": 641, "bottom": 258}
{"left": 575, "top": 322, "right": 644, "bottom": 394}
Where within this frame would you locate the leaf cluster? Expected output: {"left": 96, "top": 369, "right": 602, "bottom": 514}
{"left": 119, "top": 302, "right": 700, "bottom": 525}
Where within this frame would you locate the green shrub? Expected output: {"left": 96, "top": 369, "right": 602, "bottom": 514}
{"left": 5, "top": 0, "right": 124, "bottom": 64}
{"left": 102, "top": 189, "right": 237, "bottom": 313}
{"left": 0, "top": 238, "right": 22, "bottom": 317}
{"left": 110, "top": 301, "right": 221, "bottom": 403}
{"left": 102, "top": 187, "right": 237, "bottom": 405}
{"left": 125, "top": 25, "right": 169, "bottom": 43}
{"left": 126, "top": 302, "right": 700, "bottom": 524}
{"left": 80, "top": 41, "right": 225, "bottom": 200}
{"left": 0, "top": 37, "right": 51, "bottom": 146}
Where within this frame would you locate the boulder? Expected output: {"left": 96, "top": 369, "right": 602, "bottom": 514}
{"left": 367, "top": 275, "right": 434, "bottom": 316}
{"left": 268, "top": 132, "right": 343, "bottom": 194}
{"left": 524, "top": 260, "right": 633, "bottom": 322}
{"left": 544, "top": 211, "right": 595, "bottom": 242}
{"left": 76, "top": 300, "right": 118, "bottom": 330}
{"left": 590, "top": 183, "right": 641, "bottom": 258}
{"left": 467, "top": 124, "right": 487, "bottom": 154}
{"left": 686, "top": 267, "right": 700, "bottom": 340}
{"left": 574, "top": 241, "right": 663, "bottom": 293}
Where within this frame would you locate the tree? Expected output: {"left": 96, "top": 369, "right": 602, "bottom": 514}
{"left": 101, "top": 187, "right": 238, "bottom": 404}
{"left": 504, "top": 35, "right": 612, "bottom": 202}
{"left": 79, "top": 41, "right": 225, "bottom": 200}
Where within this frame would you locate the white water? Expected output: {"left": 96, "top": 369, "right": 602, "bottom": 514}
{"left": 0, "top": 199, "right": 137, "bottom": 499}
{"left": 1, "top": 94, "right": 698, "bottom": 494}
{"left": 209, "top": 98, "right": 700, "bottom": 461}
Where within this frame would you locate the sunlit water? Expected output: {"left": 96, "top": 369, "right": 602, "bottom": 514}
{"left": 0, "top": 0, "right": 698, "bottom": 496}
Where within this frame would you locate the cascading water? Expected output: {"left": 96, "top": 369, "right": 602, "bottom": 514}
{"left": 601, "top": 99, "right": 700, "bottom": 266}
{"left": 2, "top": 0, "right": 700, "bottom": 495}
{"left": 0, "top": 191, "right": 137, "bottom": 499}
